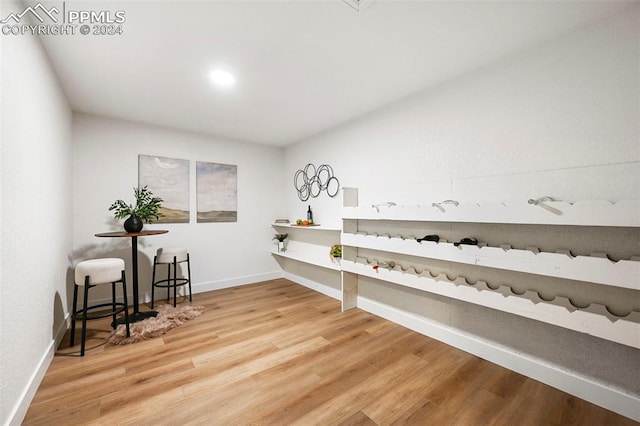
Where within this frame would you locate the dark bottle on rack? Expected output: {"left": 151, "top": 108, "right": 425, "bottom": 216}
{"left": 307, "top": 205, "right": 313, "bottom": 222}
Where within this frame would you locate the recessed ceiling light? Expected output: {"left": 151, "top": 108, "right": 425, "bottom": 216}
{"left": 209, "top": 69, "right": 235, "bottom": 88}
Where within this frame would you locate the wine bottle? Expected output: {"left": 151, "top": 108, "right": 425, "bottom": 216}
{"left": 307, "top": 205, "right": 313, "bottom": 222}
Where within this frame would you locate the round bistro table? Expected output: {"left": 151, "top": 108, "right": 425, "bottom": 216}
{"left": 95, "top": 229, "right": 168, "bottom": 323}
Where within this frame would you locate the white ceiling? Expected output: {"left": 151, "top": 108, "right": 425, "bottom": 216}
{"left": 36, "top": 0, "right": 633, "bottom": 146}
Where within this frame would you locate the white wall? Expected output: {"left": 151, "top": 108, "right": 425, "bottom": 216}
{"left": 286, "top": 4, "right": 639, "bottom": 224}
{"left": 0, "top": 0, "right": 73, "bottom": 423}
{"left": 284, "top": 3, "right": 640, "bottom": 416}
{"left": 72, "top": 114, "right": 285, "bottom": 304}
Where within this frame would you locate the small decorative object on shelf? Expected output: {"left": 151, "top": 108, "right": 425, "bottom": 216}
{"left": 454, "top": 237, "right": 478, "bottom": 247}
{"left": 109, "top": 186, "right": 163, "bottom": 233}
{"left": 294, "top": 218, "right": 316, "bottom": 226}
{"left": 416, "top": 234, "right": 440, "bottom": 243}
{"left": 330, "top": 244, "right": 342, "bottom": 263}
{"left": 274, "top": 218, "right": 290, "bottom": 224}
{"left": 273, "top": 233, "right": 288, "bottom": 252}
{"left": 372, "top": 261, "right": 396, "bottom": 271}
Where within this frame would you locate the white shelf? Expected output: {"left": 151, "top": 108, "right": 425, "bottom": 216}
{"left": 271, "top": 223, "right": 341, "bottom": 271}
{"left": 333, "top": 190, "right": 640, "bottom": 419}
{"left": 271, "top": 248, "right": 341, "bottom": 271}
{"left": 343, "top": 199, "right": 640, "bottom": 227}
{"left": 341, "top": 259, "right": 640, "bottom": 349}
{"left": 270, "top": 190, "right": 640, "bottom": 350}
{"left": 340, "top": 192, "right": 640, "bottom": 349}
{"left": 272, "top": 223, "right": 342, "bottom": 232}
{"left": 341, "top": 233, "right": 640, "bottom": 290}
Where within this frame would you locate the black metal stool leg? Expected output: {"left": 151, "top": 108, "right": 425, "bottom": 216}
{"left": 70, "top": 283, "right": 78, "bottom": 347}
{"left": 121, "top": 271, "right": 130, "bottom": 338}
{"left": 166, "top": 263, "right": 171, "bottom": 302}
{"left": 111, "top": 281, "right": 117, "bottom": 329}
{"left": 151, "top": 255, "right": 157, "bottom": 309}
{"left": 187, "top": 254, "right": 192, "bottom": 302}
{"left": 81, "top": 277, "right": 90, "bottom": 357}
{"left": 173, "top": 256, "right": 178, "bottom": 307}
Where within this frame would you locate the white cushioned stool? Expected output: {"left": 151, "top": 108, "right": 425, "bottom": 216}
{"left": 151, "top": 247, "right": 192, "bottom": 308}
{"left": 71, "top": 258, "right": 130, "bottom": 356}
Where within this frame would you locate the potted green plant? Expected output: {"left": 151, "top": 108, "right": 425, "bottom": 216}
{"left": 330, "top": 244, "right": 342, "bottom": 264}
{"left": 273, "top": 233, "right": 288, "bottom": 252}
{"left": 109, "top": 186, "right": 164, "bottom": 233}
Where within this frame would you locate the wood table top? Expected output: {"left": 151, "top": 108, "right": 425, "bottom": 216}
{"left": 95, "top": 230, "right": 169, "bottom": 238}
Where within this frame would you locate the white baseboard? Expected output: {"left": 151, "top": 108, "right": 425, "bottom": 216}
{"left": 356, "top": 296, "right": 640, "bottom": 422}
{"left": 6, "top": 312, "right": 70, "bottom": 426}
{"left": 86, "top": 271, "right": 284, "bottom": 307}
{"left": 192, "top": 271, "right": 283, "bottom": 294}
{"left": 283, "top": 271, "right": 342, "bottom": 301}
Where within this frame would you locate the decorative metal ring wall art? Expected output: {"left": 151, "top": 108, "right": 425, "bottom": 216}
{"left": 293, "top": 163, "right": 340, "bottom": 201}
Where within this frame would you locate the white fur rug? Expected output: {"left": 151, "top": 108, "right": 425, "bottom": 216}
{"left": 107, "top": 304, "right": 204, "bottom": 345}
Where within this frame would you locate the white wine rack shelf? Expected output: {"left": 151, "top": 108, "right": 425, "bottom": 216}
{"left": 341, "top": 258, "right": 640, "bottom": 349}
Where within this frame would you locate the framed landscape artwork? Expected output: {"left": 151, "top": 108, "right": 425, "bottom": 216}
{"left": 138, "top": 154, "right": 190, "bottom": 223}
{"left": 196, "top": 161, "right": 237, "bottom": 222}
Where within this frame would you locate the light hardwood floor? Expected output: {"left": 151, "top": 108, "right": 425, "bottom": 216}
{"left": 24, "top": 279, "right": 637, "bottom": 425}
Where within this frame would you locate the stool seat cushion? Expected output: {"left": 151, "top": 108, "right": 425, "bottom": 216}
{"left": 156, "top": 247, "right": 188, "bottom": 263}
{"left": 75, "top": 258, "right": 125, "bottom": 286}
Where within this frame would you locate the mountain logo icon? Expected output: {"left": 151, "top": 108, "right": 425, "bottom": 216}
{"left": 1, "top": 2, "right": 59, "bottom": 24}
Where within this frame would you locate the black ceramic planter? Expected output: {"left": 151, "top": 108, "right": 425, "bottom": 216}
{"left": 124, "top": 215, "right": 143, "bottom": 233}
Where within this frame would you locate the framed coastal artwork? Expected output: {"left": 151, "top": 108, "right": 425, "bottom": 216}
{"left": 196, "top": 161, "right": 237, "bottom": 222}
{"left": 138, "top": 154, "right": 190, "bottom": 223}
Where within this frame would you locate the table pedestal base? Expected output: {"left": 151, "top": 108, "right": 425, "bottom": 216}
{"left": 114, "top": 310, "right": 157, "bottom": 326}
